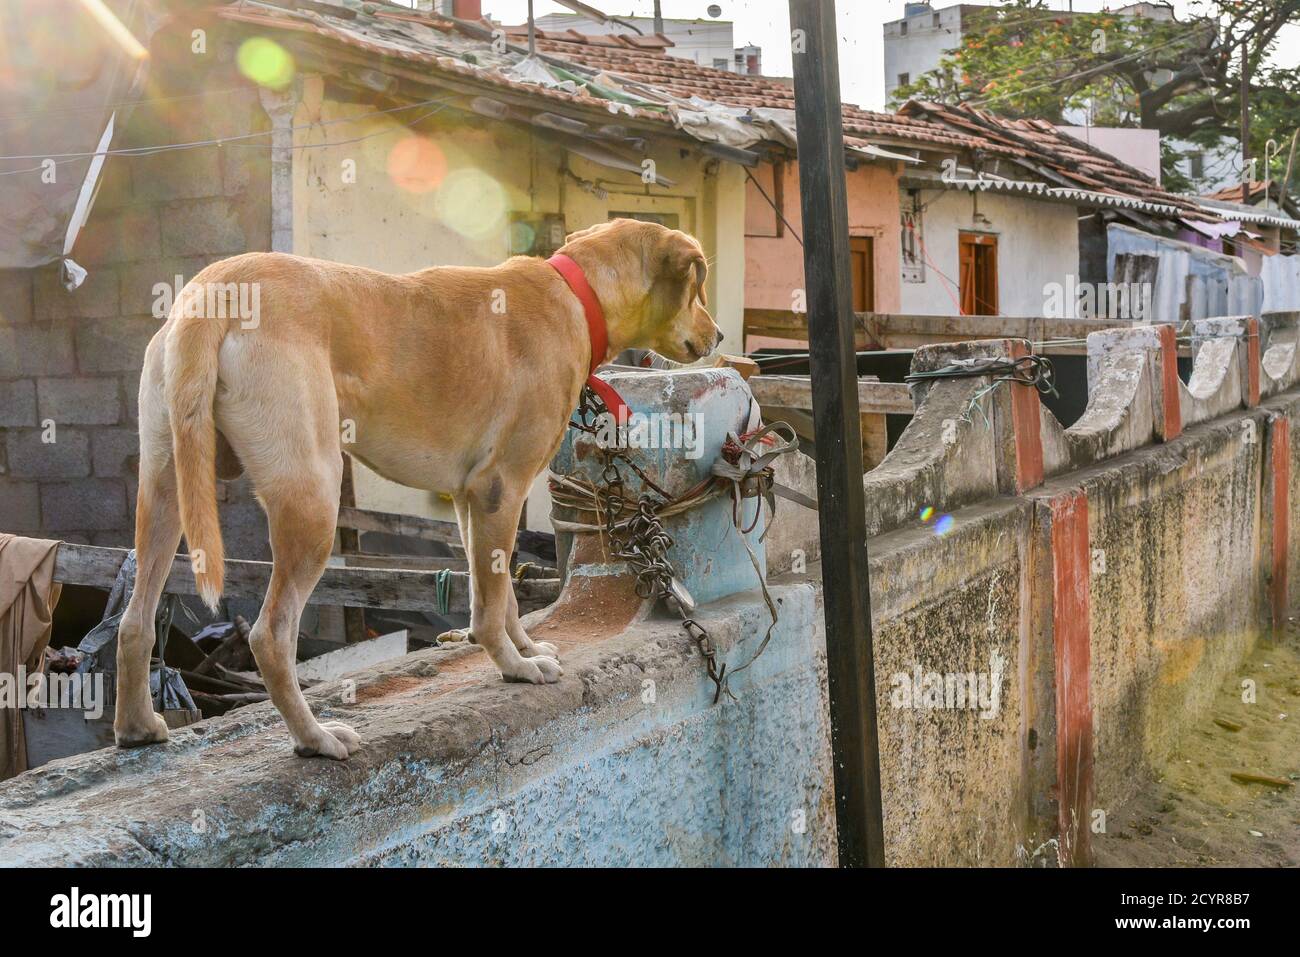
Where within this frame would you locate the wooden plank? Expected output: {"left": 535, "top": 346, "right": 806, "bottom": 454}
{"left": 744, "top": 309, "right": 1139, "bottom": 355}
{"left": 338, "top": 456, "right": 367, "bottom": 643}
{"left": 337, "top": 505, "right": 556, "bottom": 561}
{"left": 750, "top": 375, "right": 913, "bottom": 415}
{"left": 336, "top": 505, "right": 462, "bottom": 546}
{"left": 744, "top": 307, "right": 870, "bottom": 349}
{"left": 336, "top": 554, "right": 556, "bottom": 579}
{"left": 52, "top": 543, "right": 560, "bottom": 616}
{"left": 862, "top": 312, "right": 1124, "bottom": 354}
{"left": 788, "top": 0, "right": 886, "bottom": 868}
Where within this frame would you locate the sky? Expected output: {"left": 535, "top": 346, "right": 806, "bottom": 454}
{"left": 477, "top": 0, "right": 1300, "bottom": 112}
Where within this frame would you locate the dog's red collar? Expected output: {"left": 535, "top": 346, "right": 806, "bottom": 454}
{"left": 547, "top": 252, "right": 630, "bottom": 425}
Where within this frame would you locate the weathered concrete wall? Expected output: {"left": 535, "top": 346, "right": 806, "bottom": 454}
{"left": 0, "top": 587, "right": 836, "bottom": 867}
{"left": 3, "top": 318, "right": 1296, "bottom": 867}
{"left": 0, "top": 69, "right": 272, "bottom": 557}
{"left": 771, "top": 319, "right": 1295, "bottom": 864}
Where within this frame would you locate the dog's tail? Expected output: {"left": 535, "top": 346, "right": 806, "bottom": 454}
{"left": 165, "top": 283, "right": 228, "bottom": 612}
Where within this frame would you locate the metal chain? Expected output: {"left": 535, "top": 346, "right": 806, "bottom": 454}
{"left": 569, "top": 385, "right": 733, "bottom": 703}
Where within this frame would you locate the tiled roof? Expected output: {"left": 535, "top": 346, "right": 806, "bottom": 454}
{"left": 202, "top": 2, "right": 990, "bottom": 156}
{"left": 209, "top": 3, "right": 678, "bottom": 127}
{"left": 505, "top": 25, "right": 990, "bottom": 154}
{"left": 899, "top": 100, "right": 1213, "bottom": 222}
{"left": 198, "top": 3, "right": 1220, "bottom": 226}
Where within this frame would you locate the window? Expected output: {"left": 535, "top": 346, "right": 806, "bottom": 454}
{"left": 958, "top": 232, "right": 998, "bottom": 315}
{"left": 850, "top": 237, "right": 875, "bottom": 313}
{"left": 713, "top": 58, "right": 730, "bottom": 70}
{"left": 1187, "top": 151, "right": 1205, "bottom": 179}
{"left": 899, "top": 21, "right": 908, "bottom": 36}
{"left": 933, "top": 12, "right": 942, "bottom": 27}
{"left": 897, "top": 72, "right": 910, "bottom": 88}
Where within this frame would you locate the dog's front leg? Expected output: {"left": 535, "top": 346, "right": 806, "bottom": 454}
{"left": 465, "top": 478, "right": 562, "bottom": 685}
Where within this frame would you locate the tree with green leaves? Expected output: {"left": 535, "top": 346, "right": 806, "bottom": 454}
{"left": 889, "top": 0, "right": 1300, "bottom": 193}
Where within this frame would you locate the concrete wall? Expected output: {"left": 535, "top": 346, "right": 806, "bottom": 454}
{"left": 5, "top": 316, "right": 1296, "bottom": 867}
{"left": 899, "top": 188, "right": 1082, "bottom": 318}
{"left": 0, "top": 75, "right": 272, "bottom": 556}
{"left": 768, "top": 318, "right": 1298, "bottom": 864}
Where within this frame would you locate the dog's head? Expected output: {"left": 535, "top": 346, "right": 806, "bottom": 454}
{"left": 559, "top": 219, "right": 723, "bottom": 364}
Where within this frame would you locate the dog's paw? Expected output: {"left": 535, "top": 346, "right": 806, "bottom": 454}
{"left": 114, "top": 710, "right": 169, "bottom": 749}
{"left": 523, "top": 639, "right": 560, "bottom": 660}
{"left": 436, "top": 628, "right": 471, "bottom": 644}
{"left": 294, "top": 721, "right": 362, "bottom": 760}
{"left": 502, "top": 655, "right": 564, "bottom": 685}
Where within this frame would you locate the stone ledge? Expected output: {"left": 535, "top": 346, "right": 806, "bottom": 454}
{"left": 0, "top": 584, "right": 826, "bottom": 867}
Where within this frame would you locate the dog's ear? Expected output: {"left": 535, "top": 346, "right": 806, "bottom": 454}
{"left": 659, "top": 233, "right": 708, "bottom": 307}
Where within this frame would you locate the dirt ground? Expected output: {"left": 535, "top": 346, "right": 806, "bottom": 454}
{"left": 1094, "top": 626, "right": 1300, "bottom": 868}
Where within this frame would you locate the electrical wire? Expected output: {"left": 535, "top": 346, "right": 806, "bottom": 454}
{"left": 743, "top": 166, "right": 803, "bottom": 246}
{"left": 0, "top": 94, "right": 456, "bottom": 182}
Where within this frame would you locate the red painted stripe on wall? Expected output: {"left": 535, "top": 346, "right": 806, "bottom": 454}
{"left": 1246, "top": 317, "right": 1261, "bottom": 408}
{"left": 1009, "top": 340, "right": 1044, "bottom": 492}
{"left": 1271, "top": 416, "right": 1290, "bottom": 636}
{"left": 1050, "top": 490, "right": 1093, "bottom": 866}
{"left": 1157, "top": 323, "right": 1182, "bottom": 441}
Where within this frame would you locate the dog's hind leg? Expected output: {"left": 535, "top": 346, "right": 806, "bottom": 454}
{"left": 221, "top": 349, "right": 359, "bottom": 759}
{"left": 115, "top": 337, "right": 183, "bottom": 748}
{"left": 465, "top": 473, "right": 562, "bottom": 685}
{"left": 251, "top": 475, "right": 360, "bottom": 759}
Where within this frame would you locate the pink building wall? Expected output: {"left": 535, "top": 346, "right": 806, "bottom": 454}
{"left": 744, "top": 159, "right": 902, "bottom": 348}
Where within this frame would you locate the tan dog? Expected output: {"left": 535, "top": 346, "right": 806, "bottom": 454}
{"left": 113, "top": 219, "right": 722, "bottom": 759}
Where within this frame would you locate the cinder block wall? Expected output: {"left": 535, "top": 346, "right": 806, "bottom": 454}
{"left": 0, "top": 77, "right": 271, "bottom": 555}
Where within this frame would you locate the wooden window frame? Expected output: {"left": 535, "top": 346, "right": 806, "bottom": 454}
{"left": 958, "top": 231, "right": 998, "bottom": 316}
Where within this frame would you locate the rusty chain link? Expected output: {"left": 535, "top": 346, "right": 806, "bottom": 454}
{"left": 568, "top": 385, "right": 734, "bottom": 702}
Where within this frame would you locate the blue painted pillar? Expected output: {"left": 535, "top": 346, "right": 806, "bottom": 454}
{"left": 551, "top": 367, "right": 766, "bottom": 607}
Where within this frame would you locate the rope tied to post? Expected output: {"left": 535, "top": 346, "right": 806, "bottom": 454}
{"left": 552, "top": 384, "right": 798, "bottom": 702}
{"left": 904, "top": 353, "right": 1058, "bottom": 430}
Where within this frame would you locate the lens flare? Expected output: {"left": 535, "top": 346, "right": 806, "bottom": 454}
{"left": 386, "top": 136, "right": 447, "bottom": 194}
{"left": 77, "top": 0, "right": 149, "bottom": 60}
{"left": 919, "top": 506, "right": 935, "bottom": 523}
{"left": 934, "top": 514, "right": 955, "bottom": 536}
{"left": 237, "top": 37, "right": 294, "bottom": 90}
{"left": 436, "top": 168, "right": 507, "bottom": 240}
{"left": 508, "top": 220, "right": 537, "bottom": 254}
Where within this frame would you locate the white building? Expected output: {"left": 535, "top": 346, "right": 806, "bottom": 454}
{"left": 535, "top": 12, "right": 761, "bottom": 74}
{"left": 883, "top": 3, "right": 981, "bottom": 102}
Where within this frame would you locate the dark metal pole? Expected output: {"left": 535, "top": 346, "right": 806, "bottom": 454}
{"left": 786, "top": 0, "right": 886, "bottom": 868}
{"left": 1241, "top": 38, "right": 1250, "bottom": 181}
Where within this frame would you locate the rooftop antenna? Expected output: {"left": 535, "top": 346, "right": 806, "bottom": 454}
{"left": 653, "top": 0, "right": 665, "bottom": 35}
{"left": 527, "top": 0, "right": 535, "bottom": 56}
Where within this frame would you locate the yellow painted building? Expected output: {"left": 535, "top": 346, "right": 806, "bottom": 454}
{"left": 289, "top": 79, "right": 748, "bottom": 526}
